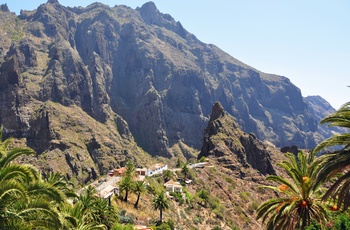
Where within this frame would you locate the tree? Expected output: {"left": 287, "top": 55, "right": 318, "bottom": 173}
{"left": 119, "top": 160, "right": 137, "bottom": 202}
{"left": 313, "top": 102, "right": 350, "bottom": 210}
{"left": 196, "top": 188, "right": 210, "bottom": 207}
{"left": 0, "top": 128, "right": 63, "bottom": 229}
{"left": 119, "top": 176, "right": 134, "bottom": 202}
{"left": 66, "top": 185, "right": 117, "bottom": 229}
{"left": 125, "top": 160, "right": 136, "bottom": 178}
{"left": 62, "top": 202, "right": 107, "bottom": 230}
{"left": 181, "top": 163, "right": 189, "bottom": 179}
{"left": 175, "top": 158, "right": 182, "bottom": 168}
{"left": 162, "top": 169, "right": 175, "bottom": 182}
{"left": 44, "top": 171, "right": 76, "bottom": 199}
{"left": 133, "top": 180, "right": 146, "bottom": 208}
{"left": 152, "top": 190, "right": 170, "bottom": 224}
{"left": 256, "top": 152, "right": 328, "bottom": 230}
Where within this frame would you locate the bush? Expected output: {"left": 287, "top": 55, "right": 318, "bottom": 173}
{"left": 212, "top": 226, "right": 222, "bottom": 230}
{"left": 333, "top": 213, "right": 350, "bottom": 230}
{"left": 227, "top": 219, "right": 239, "bottom": 230}
{"left": 166, "top": 218, "right": 175, "bottom": 230}
{"left": 213, "top": 205, "right": 225, "bottom": 220}
{"left": 196, "top": 188, "right": 210, "bottom": 206}
{"left": 239, "top": 191, "right": 250, "bottom": 203}
{"left": 305, "top": 212, "right": 350, "bottom": 230}
{"left": 248, "top": 201, "right": 259, "bottom": 213}
{"left": 184, "top": 190, "right": 194, "bottom": 206}
{"left": 112, "top": 223, "right": 135, "bottom": 230}
{"left": 118, "top": 209, "right": 134, "bottom": 224}
{"left": 199, "top": 156, "right": 207, "bottom": 162}
{"left": 154, "top": 223, "right": 171, "bottom": 230}
{"left": 193, "top": 214, "right": 203, "bottom": 225}
{"left": 169, "top": 192, "right": 184, "bottom": 205}
{"left": 208, "top": 196, "right": 220, "bottom": 210}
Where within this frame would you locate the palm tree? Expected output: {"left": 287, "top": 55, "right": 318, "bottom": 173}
{"left": 125, "top": 160, "right": 136, "bottom": 178}
{"left": 44, "top": 171, "right": 77, "bottom": 199}
{"left": 162, "top": 169, "right": 175, "bottom": 182}
{"left": 133, "top": 180, "right": 146, "bottom": 208}
{"left": 119, "top": 176, "right": 134, "bottom": 202}
{"left": 151, "top": 190, "right": 170, "bottom": 224}
{"left": 313, "top": 101, "right": 350, "bottom": 210}
{"left": 62, "top": 202, "right": 107, "bottom": 230}
{"left": 0, "top": 128, "right": 63, "bottom": 229}
{"left": 118, "top": 160, "right": 136, "bottom": 202}
{"left": 92, "top": 198, "right": 118, "bottom": 228}
{"left": 256, "top": 152, "right": 328, "bottom": 230}
{"left": 68, "top": 185, "right": 117, "bottom": 229}
{"left": 181, "top": 163, "right": 190, "bottom": 179}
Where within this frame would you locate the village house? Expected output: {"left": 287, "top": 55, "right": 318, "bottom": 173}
{"left": 96, "top": 185, "right": 119, "bottom": 199}
{"left": 146, "top": 163, "right": 168, "bottom": 176}
{"left": 189, "top": 162, "right": 209, "bottom": 169}
{"left": 108, "top": 167, "right": 127, "bottom": 177}
{"left": 164, "top": 179, "right": 183, "bottom": 193}
{"left": 136, "top": 168, "right": 147, "bottom": 176}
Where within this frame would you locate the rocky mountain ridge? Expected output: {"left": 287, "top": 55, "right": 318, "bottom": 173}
{"left": 0, "top": 1, "right": 338, "bottom": 182}
{"left": 198, "top": 102, "right": 276, "bottom": 176}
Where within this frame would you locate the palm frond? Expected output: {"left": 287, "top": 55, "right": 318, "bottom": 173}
{"left": 0, "top": 164, "right": 37, "bottom": 183}
{"left": 0, "top": 147, "right": 36, "bottom": 168}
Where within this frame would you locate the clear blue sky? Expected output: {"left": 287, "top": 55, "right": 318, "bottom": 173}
{"left": 2, "top": 0, "right": 349, "bottom": 109}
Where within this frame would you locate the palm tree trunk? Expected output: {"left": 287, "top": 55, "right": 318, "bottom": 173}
{"left": 124, "top": 189, "right": 128, "bottom": 202}
{"left": 134, "top": 193, "right": 140, "bottom": 208}
{"left": 160, "top": 206, "right": 163, "bottom": 223}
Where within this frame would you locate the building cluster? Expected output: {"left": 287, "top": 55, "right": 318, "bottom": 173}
{"left": 94, "top": 163, "right": 170, "bottom": 199}
{"left": 89, "top": 162, "right": 209, "bottom": 200}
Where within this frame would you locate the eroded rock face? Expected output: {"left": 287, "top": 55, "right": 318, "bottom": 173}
{"left": 199, "top": 102, "right": 276, "bottom": 175}
{"left": 0, "top": 1, "right": 338, "bottom": 181}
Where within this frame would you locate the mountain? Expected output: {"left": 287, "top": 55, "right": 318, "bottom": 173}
{"left": 0, "top": 1, "right": 336, "bottom": 182}
{"left": 198, "top": 102, "right": 276, "bottom": 176}
{"left": 107, "top": 102, "right": 287, "bottom": 230}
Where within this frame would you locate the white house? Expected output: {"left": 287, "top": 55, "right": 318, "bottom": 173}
{"left": 146, "top": 163, "right": 168, "bottom": 176}
{"left": 164, "top": 180, "right": 183, "bottom": 193}
{"left": 97, "top": 185, "right": 118, "bottom": 199}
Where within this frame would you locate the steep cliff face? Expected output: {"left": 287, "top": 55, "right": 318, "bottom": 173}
{"left": 0, "top": 1, "right": 337, "bottom": 177}
{"left": 198, "top": 102, "right": 276, "bottom": 176}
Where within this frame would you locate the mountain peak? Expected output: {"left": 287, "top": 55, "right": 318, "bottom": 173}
{"left": 0, "top": 4, "right": 10, "bottom": 12}
{"left": 210, "top": 102, "right": 225, "bottom": 121}
{"left": 47, "top": 0, "right": 59, "bottom": 4}
{"left": 139, "top": 1, "right": 162, "bottom": 26}
{"left": 199, "top": 102, "right": 276, "bottom": 175}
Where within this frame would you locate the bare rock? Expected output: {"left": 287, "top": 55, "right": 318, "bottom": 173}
{"left": 199, "top": 102, "right": 276, "bottom": 175}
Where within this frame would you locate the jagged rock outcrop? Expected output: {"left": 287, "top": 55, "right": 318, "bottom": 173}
{"left": 0, "top": 1, "right": 338, "bottom": 181}
{"left": 0, "top": 4, "right": 9, "bottom": 12}
{"left": 199, "top": 102, "right": 276, "bottom": 176}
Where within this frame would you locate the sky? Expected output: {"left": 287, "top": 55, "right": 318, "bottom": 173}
{"left": 1, "top": 0, "right": 349, "bottom": 109}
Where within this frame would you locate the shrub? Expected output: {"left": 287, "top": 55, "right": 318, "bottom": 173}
{"left": 248, "top": 201, "right": 259, "bottom": 213}
{"left": 239, "top": 191, "right": 250, "bottom": 203}
{"left": 184, "top": 190, "right": 194, "bottom": 206}
{"left": 118, "top": 209, "right": 134, "bottom": 224}
{"left": 170, "top": 192, "right": 184, "bottom": 205}
{"left": 227, "top": 219, "right": 239, "bottom": 230}
{"left": 234, "top": 205, "right": 243, "bottom": 215}
{"left": 112, "top": 223, "right": 135, "bottom": 230}
{"left": 208, "top": 196, "right": 220, "bottom": 210}
{"left": 199, "top": 156, "right": 207, "bottom": 162}
{"left": 166, "top": 218, "right": 175, "bottom": 230}
{"left": 333, "top": 213, "right": 350, "bottom": 230}
{"left": 212, "top": 226, "right": 222, "bottom": 230}
{"left": 154, "top": 223, "right": 171, "bottom": 230}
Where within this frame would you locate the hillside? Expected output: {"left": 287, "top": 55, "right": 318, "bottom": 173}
{"left": 100, "top": 102, "right": 288, "bottom": 230}
{"left": 0, "top": 1, "right": 336, "bottom": 182}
